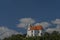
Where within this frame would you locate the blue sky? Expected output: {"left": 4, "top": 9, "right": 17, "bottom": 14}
{"left": 0, "top": 0, "right": 60, "bottom": 34}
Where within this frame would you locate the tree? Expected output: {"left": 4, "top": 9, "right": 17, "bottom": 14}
{"left": 3, "top": 31, "right": 60, "bottom": 40}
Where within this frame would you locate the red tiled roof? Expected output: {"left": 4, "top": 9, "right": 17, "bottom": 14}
{"left": 30, "top": 25, "right": 43, "bottom": 30}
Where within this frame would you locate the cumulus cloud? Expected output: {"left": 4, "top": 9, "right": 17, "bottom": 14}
{"left": 52, "top": 19, "right": 60, "bottom": 24}
{"left": 46, "top": 28, "right": 60, "bottom": 33}
{"left": 46, "top": 28, "right": 55, "bottom": 33}
{"left": 17, "top": 18, "right": 60, "bottom": 33}
{"left": 20, "top": 18, "right": 35, "bottom": 24}
{"left": 46, "top": 19, "right": 60, "bottom": 33}
{"left": 0, "top": 26, "right": 20, "bottom": 39}
{"left": 17, "top": 18, "right": 35, "bottom": 28}
{"left": 17, "top": 23, "right": 27, "bottom": 28}
{"left": 35, "top": 22, "right": 51, "bottom": 29}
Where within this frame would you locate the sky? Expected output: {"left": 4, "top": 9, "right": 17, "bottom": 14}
{"left": 0, "top": 0, "right": 60, "bottom": 39}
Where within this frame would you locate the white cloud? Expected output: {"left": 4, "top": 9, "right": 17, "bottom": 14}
{"left": 17, "top": 18, "right": 60, "bottom": 33}
{"left": 46, "top": 28, "right": 60, "bottom": 33}
{"left": 20, "top": 18, "right": 35, "bottom": 24}
{"left": 17, "top": 23, "right": 27, "bottom": 28}
{"left": 35, "top": 22, "right": 51, "bottom": 29}
{"left": 17, "top": 18, "right": 35, "bottom": 28}
{"left": 46, "top": 28, "right": 55, "bottom": 33}
{"left": 0, "top": 26, "right": 20, "bottom": 39}
{"left": 52, "top": 19, "right": 60, "bottom": 24}
{"left": 46, "top": 19, "right": 60, "bottom": 33}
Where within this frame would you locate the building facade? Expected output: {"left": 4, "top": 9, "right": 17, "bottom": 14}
{"left": 26, "top": 24, "right": 43, "bottom": 37}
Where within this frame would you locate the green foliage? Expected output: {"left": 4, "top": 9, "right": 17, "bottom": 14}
{"left": 3, "top": 31, "right": 60, "bottom": 40}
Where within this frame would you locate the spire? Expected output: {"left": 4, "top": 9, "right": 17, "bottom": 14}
{"left": 27, "top": 24, "right": 31, "bottom": 30}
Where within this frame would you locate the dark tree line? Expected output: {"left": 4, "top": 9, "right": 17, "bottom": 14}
{"left": 3, "top": 31, "right": 60, "bottom": 40}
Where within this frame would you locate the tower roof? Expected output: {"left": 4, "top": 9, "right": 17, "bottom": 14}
{"left": 30, "top": 25, "right": 43, "bottom": 30}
